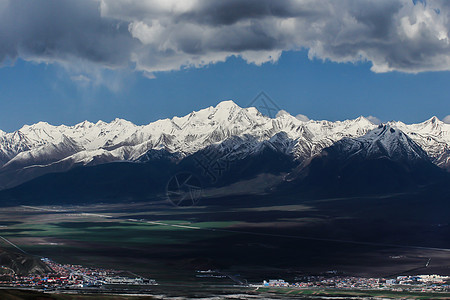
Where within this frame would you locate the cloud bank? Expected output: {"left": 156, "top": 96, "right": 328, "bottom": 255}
{"left": 0, "top": 0, "right": 449, "bottom": 75}
{"left": 295, "top": 114, "right": 310, "bottom": 122}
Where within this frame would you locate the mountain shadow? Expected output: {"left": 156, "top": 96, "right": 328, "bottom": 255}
{"left": 283, "top": 125, "right": 450, "bottom": 198}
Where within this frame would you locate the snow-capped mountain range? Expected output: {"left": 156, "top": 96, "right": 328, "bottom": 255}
{"left": 0, "top": 100, "right": 449, "bottom": 189}
{"left": 284, "top": 123, "right": 445, "bottom": 198}
{"left": 327, "top": 125, "right": 431, "bottom": 162}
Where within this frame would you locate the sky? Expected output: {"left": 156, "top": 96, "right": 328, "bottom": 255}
{"left": 0, "top": 0, "right": 449, "bottom": 132}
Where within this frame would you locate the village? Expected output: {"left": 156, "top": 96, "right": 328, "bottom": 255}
{"left": 0, "top": 257, "right": 156, "bottom": 290}
{"left": 261, "top": 274, "right": 450, "bottom": 293}
{"left": 2, "top": 258, "right": 450, "bottom": 296}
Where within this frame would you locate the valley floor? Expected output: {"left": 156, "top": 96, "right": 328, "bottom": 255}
{"left": 0, "top": 191, "right": 450, "bottom": 297}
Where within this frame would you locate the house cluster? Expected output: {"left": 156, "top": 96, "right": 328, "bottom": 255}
{"left": 396, "top": 274, "right": 449, "bottom": 284}
{"left": 263, "top": 279, "right": 289, "bottom": 287}
{"left": 0, "top": 257, "right": 156, "bottom": 289}
{"left": 261, "top": 274, "right": 450, "bottom": 292}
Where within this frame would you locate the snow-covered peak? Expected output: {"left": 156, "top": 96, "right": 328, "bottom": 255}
{"left": 74, "top": 120, "right": 94, "bottom": 129}
{"left": 274, "top": 110, "right": 301, "bottom": 122}
{"left": 27, "top": 121, "right": 51, "bottom": 128}
{"left": 215, "top": 100, "right": 239, "bottom": 110}
{"left": 20, "top": 121, "right": 53, "bottom": 132}
{"left": 19, "top": 121, "right": 66, "bottom": 145}
{"left": 361, "top": 125, "right": 408, "bottom": 143}
{"left": 390, "top": 116, "right": 450, "bottom": 144}
{"left": 1, "top": 100, "right": 450, "bottom": 189}
{"left": 96, "top": 120, "right": 107, "bottom": 126}
{"left": 386, "top": 116, "right": 450, "bottom": 169}
{"left": 65, "top": 118, "right": 139, "bottom": 150}
{"left": 110, "top": 118, "right": 134, "bottom": 126}
{"left": 354, "top": 116, "right": 375, "bottom": 125}
{"left": 425, "top": 116, "right": 441, "bottom": 124}
{"left": 405, "top": 116, "right": 445, "bottom": 132}
{"left": 303, "top": 117, "right": 376, "bottom": 142}
{"left": 177, "top": 100, "right": 252, "bottom": 126}
{"left": 337, "top": 125, "right": 428, "bottom": 161}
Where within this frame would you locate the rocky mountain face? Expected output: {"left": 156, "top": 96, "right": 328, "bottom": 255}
{"left": 0, "top": 100, "right": 449, "bottom": 190}
{"left": 285, "top": 125, "right": 447, "bottom": 197}
{"left": 391, "top": 116, "right": 450, "bottom": 170}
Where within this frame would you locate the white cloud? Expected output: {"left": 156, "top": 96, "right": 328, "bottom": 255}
{"left": 366, "top": 115, "right": 382, "bottom": 125}
{"left": 276, "top": 110, "right": 291, "bottom": 118}
{"left": 1, "top": 0, "right": 449, "bottom": 75}
{"left": 142, "top": 71, "right": 156, "bottom": 79}
{"left": 295, "top": 114, "right": 310, "bottom": 122}
{"left": 70, "top": 74, "right": 91, "bottom": 83}
{"left": 443, "top": 115, "right": 450, "bottom": 124}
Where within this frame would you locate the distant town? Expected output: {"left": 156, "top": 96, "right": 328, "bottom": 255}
{"left": 2, "top": 256, "right": 450, "bottom": 297}
{"left": 191, "top": 268, "right": 450, "bottom": 295}
{"left": 260, "top": 274, "right": 450, "bottom": 294}
{"left": 0, "top": 257, "right": 156, "bottom": 290}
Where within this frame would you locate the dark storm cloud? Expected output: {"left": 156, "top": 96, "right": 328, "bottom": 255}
{"left": 0, "top": 0, "right": 449, "bottom": 74}
{"left": 0, "top": 0, "right": 137, "bottom": 67}
{"left": 176, "top": 0, "right": 318, "bottom": 26}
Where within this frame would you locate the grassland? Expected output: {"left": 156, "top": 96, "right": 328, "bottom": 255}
{"left": 1, "top": 195, "right": 450, "bottom": 286}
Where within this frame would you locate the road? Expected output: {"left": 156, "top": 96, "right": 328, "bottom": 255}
{"left": 0, "top": 235, "right": 27, "bottom": 254}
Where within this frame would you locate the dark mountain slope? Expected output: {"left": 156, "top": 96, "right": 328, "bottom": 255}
{"left": 0, "top": 248, "right": 52, "bottom": 276}
{"left": 0, "top": 142, "right": 298, "bottom": 205}
{"left": 284, "top": 125, "right": 449, "bottom": 197}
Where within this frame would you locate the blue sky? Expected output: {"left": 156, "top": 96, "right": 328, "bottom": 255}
{"left": 1, "top": 51, "right": 449, "bottom": 132}
{"left": 0, "top": 0, "right": 449, "bottom": 132}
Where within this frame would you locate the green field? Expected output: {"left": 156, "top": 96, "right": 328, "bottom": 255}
{"left": 1, "top": 220, "right": 236, "bottom": 245}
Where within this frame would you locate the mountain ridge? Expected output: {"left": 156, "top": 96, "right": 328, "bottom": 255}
{"left": 0, "top": 100, "right": 449, "bottom": 189}
{"left": 1, "top": 123, "right": 448, "bottom": 205}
